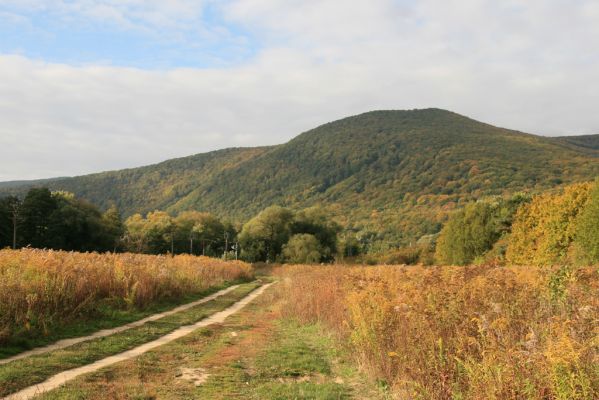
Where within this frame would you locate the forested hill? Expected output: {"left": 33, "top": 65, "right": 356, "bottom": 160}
{"left": 2, "top": 108, "right": 598, "bottom": 245}
{"left": 553, "top": 134, "right": 599, "bottom": 151}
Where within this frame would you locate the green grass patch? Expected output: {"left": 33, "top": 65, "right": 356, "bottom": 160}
{"left": 0, "top": 278, "right": 251, "bottom": 360}
{"left": 0, "top": 281, "right": 261, "bottom": 397}
{"left": 194, "top": 319, "right": 350, "bottom": 399}
{"left": 255, "top": 322, "right": 332, "bottom": 378}
{"left": 255, "top": 382, "right": 349, "bottom": 400}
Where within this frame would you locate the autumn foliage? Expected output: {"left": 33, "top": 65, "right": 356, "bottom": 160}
{"left": 506, "top": 182, "right": 595, "bottom": 265}
{"left": 276, "top": 264, "right": 598, "bottom": 399}
{"left": 0, "top": 249, "right": 253, "bottom": 345}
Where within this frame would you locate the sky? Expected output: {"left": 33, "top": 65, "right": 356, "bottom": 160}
{"left": 0, "top": 0, "right": 598, "bottom": 181}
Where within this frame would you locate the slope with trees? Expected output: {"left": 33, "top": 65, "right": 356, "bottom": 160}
{"left": 2, "top": 109, "right": 598, "bottom": 247}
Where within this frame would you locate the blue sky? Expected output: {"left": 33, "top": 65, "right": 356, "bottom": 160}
{"left": 0, "top": 1, "right": 258, "bottom": 68}
{"left": 0, "top": 0, "right": 598, "bottom": 181}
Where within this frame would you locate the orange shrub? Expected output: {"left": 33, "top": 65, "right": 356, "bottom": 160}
{"left": 276, "top": 264, "right": 598, "bottom": 399}
{"left": 0, "top": 249, "right": 253, "bottom": 343}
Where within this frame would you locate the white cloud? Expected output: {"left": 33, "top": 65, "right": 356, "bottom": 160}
{"left": 0, "top": 0, "right": 598, "bottom": 181}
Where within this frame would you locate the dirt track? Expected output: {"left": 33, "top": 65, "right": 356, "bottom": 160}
{"left": 3, "top": 283, "right": 273, "bottom": 400}
{"left": 0, "top": 285, "right": 240, "bottom": 366}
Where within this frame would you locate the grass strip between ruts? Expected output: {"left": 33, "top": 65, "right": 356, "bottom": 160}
{"left": 0, "top": 281, "right": 262, "bottom": 397}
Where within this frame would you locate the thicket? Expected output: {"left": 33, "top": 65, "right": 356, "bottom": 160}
{"left": 276, "top": 264, "right": 598, "bottom": 399}
{"left": 506, "top": 180, "right": 599, "bottom": 265}
{"left": 124, "top": 210, "right": 237, "bottom": 257}
{"left": 434, "top": 194, "right": 530, "bottom": 265}
{"left": 239, "top": 205, "right": 340, "bottom": 263}
{"left": 0, "top": 188, "right": 124, "bottom": 252}
{"left": 0, "top": 248, "right": 252, "bottom": 345}
{"left": 432, "top": 179, "right": 599, "bottom": 266}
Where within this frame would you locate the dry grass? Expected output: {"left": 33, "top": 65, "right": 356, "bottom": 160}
{"left": 0, "top": 249, "right": 253, "bottom": 345}
{"left": 275, "top": 264, "right": 598, "bottom": 400}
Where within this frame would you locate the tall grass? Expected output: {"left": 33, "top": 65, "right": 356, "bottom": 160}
{"left": 0, "top": 249, "right": 253, "bottom": 345}
{"left": 275, "top": 264, "right": 598, "bottom": 399}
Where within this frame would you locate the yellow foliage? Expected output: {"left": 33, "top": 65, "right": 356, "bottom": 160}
{"left": 0, "top": 249, "right": 253, "bottom": 344}
{"left": 506, "top": 182, "right": 592, "bottom": 265}
{"left": 275, "top": 264, "right": 598, "bottom": 399}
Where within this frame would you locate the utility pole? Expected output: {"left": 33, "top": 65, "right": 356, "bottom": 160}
{"left": 10, "top": 200, "right": 20, "bottom": 250}
{"left": 223, "top": 231, "right": 229, "bottom": 259}
{"left": 169, "top": 227, "right": 174, "bottom": 256}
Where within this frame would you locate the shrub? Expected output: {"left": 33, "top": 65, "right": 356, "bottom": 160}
{"left": 282, "top": 234, "right": 322, "bottom": 264}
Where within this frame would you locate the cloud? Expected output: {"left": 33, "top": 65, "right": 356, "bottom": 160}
{"left": 0, "top": 0, "right": 598, "bottom": 181}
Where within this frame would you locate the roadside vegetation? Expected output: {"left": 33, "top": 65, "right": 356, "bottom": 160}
{"left": 275, "top": 264, "right": 598, "bottom": 399}
{"left": 0, "top": 248, "right": 252, "bottom": 356}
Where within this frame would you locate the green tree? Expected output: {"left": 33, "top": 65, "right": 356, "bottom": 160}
{"left": 124, "top": 213, "right": 147, "bottom": 253}
{"left": 19, "top": 188, "right": 58, "bottom": 248}
{"left": 340, "top": 234, "right": 362, "bottom": 258}
{"left": 292, "top": 206, "right": 340, "bottom": 262}
{"left": 46, "top": 193, "right": 120, "bottom": 252}
{"left": 435, "top": 201, "right": 501, "bottom": 265}
{"left": 0, "top": 196, "right": 20, "bottom": 249}
{"left": 283, "top": 234, "right": 322, "bottom": 264}
{"left": 102, "top": 205, "right": 125, "bottom": 252}
{"left": 174, "top": 211, "right": 225, "bottom": 256}
{"left": 143, "top": 211, "right": 174, "bottom": 254}
{"left": 239, "top": 206, "right": 294, "bottom": 262}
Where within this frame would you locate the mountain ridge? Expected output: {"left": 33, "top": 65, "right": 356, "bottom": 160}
{"left": 2, "top": 109, "right": 598, "bottom": 245}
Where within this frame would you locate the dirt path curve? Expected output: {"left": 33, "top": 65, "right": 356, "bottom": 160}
{"left": 0, "top": 285, "right": 241, "bottom": 366}
{"left": 2, "top": 282, "right": 274, "bottom": 400}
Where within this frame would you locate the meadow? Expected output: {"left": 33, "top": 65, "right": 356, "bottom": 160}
{"left": 275, "top": 264, "right": 598, "bottom": 400}
{"left": 0, "top": 249, "right": 253, "bottom": 355}
{"left": 1, "top": 249, "right": 597, "bottom": 399}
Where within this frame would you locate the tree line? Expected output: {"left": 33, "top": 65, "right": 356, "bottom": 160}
{"left": 0, "top": 188, "right": 342, "bottom": 263}
{"left": 0, "top": 188, "right": 123, "bottom": 252}
{"left": 434, "top": 178, "right": 599, "bottom": 265}
{"left": 4, "top": 179, "right": 597, "bottom": 266}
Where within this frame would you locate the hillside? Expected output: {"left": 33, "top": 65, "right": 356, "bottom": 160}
{"left": 2, "top": 109, "right": 598, "bottom": 245}
{"left": 554, "top": 134, "right": 599, "bottom": 151}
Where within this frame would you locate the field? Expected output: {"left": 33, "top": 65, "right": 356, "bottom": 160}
{"left": 0, "top": 249, "right": 253, "bottom": 356}
{"left": 275, "top": 264, "right": 599, "bottom": 399}
{"left": 0, "top": 252, "right": 597, "bottom": 399}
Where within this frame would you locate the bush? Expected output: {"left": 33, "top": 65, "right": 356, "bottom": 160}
{"left": 282, "top": 234, "right": 322, "bottom": 264}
